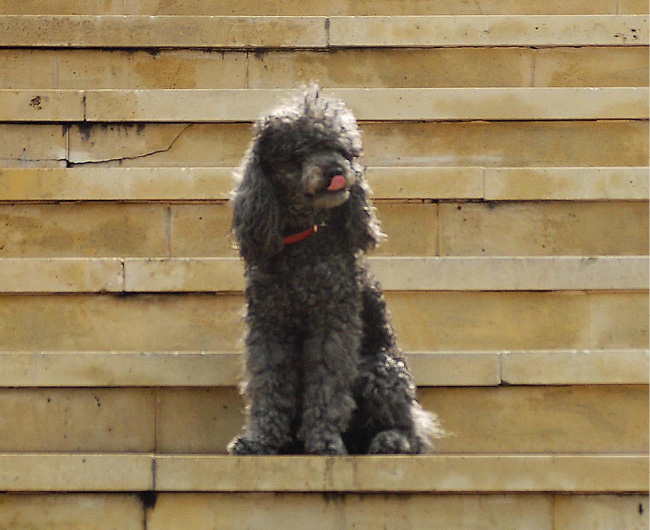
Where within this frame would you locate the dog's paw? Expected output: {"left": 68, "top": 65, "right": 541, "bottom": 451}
{"left": 368, "top": 429, "right": 413, "bottom": 454}
{"left": 304, "top": 433, "right": 348, "bottom": 456}
{"left": 227, "top": 435, "right": 280, "bottom": 455}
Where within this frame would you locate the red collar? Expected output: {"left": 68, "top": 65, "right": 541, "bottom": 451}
{"left": 282, "top": 225, "right": 319, "bottom": 245}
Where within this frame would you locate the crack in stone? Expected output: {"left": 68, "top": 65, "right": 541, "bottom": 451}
{"left": 68, "top": 123, "right": 193, "bottom": 166}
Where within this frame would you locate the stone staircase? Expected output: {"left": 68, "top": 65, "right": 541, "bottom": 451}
{"left": 0, "top": 1, "right": 648, "bottom": 528}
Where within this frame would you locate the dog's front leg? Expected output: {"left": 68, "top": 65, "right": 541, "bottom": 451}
{"left": 298, "top": 328, "right": 360, "bottom": 455}
{"left": 228, "top": 334, "right": 299, "bottom": 455}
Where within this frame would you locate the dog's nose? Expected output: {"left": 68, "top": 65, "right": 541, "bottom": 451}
{"left": 325, "top": 166, "right": 344, "bottom": 179}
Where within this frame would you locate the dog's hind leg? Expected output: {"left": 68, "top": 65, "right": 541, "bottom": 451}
{"left": 367, "top": 404, "right": 442, "bottom": 454}
{"left": 353, "top": 353, "right": 442, "bottom": 454}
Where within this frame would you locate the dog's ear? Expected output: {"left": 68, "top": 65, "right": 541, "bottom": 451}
{"left": 231, "top": 150, "right": 283, "bottom": 263}
{"left": 341, "top": 173, "right": 385, "bottom": 253}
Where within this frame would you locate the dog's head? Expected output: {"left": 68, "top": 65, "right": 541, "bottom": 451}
{"left": 254, "top": 89, "right": 363, "bottom": 209}
{"left": 232, "top": 88, "right": 383, "bottom": 263}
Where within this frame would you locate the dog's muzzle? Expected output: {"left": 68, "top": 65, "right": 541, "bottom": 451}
{"left": 312, "top": 173, "right": 351, "bottom": 208}
{"left": 303, "top": 160, "right": 354, "bottom": 209}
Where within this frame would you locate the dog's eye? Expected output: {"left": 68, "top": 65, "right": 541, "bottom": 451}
{"left": 338, "top": 151, "right": 353, "bottom": 163}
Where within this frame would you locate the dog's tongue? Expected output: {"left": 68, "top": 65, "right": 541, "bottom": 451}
{"left": 326, "top": 175, "right": 347, "bottom": 191}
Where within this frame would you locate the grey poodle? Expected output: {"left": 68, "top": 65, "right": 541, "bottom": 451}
{"left": 227, "top": 88, "right": 441, "bottom": 455}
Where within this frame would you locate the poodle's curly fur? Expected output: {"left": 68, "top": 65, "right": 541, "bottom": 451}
{"left": 227, "top": 88, "right": 441, "bottom": 455}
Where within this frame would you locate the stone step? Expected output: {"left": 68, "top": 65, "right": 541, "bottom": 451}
{"left": 1, "top": 350, "right": 647, "bottom": 387}
{"left": 1, "top": 48, "right": 647, "bottom": 90}
{"left": 1, "top": 88, "right": 647, "bottom": 122}
{"left": 2, "top": 201, "right": 647, "bottom": 257}
{"left": 4, "top": 121, "right": 643, "bottom": 169}
{"left": 0, "top": 385, "right": 646, "bottom": 454}
{"left": 0, "top": 15, "right": 646, "bottom": 48}
{"left": 331, "top": 15, "right": 648, "bottom": 47}
{"left": 1, "top": 492, "right": 647, "bottom": 530}
{"left": 158, "top": 454, "right": 649, "bottom": 492}
{"left": 1, "top": 167, "right": 647, "bottom": 201}
{"left": 1, "top": 454, "right": 646, "bottom": 492}
{"left": 0, "top": 256, "right": 646, "bottom": 293}
{"left": 1, "top": 0, "right": 645, "bottom": 15}
{"left": 2, "top": 291, "right": 646, "bottom": 352}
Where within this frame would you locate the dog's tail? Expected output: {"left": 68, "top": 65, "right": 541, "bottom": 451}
{"left": 411, "top": 402, "right": 445, "bottom": 453}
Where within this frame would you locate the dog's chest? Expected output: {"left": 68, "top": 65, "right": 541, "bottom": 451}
{"left": 246, "top": 253, "right": 361, "bottom": 325}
